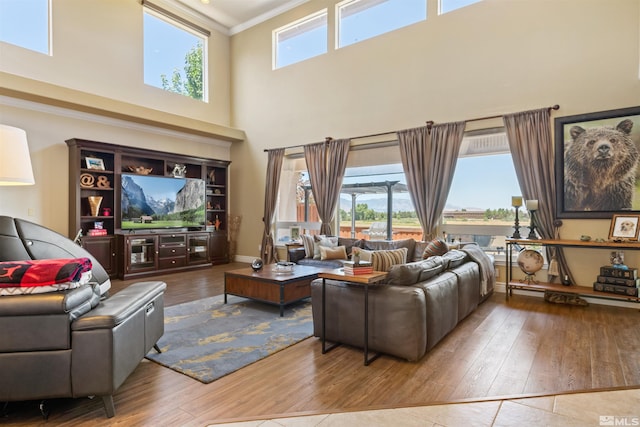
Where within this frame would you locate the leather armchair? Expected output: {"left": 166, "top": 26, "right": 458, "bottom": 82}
{"left": 0, "top": 216, "right": 166, "bottom": 418}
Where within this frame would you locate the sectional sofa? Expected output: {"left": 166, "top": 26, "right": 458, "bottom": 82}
{"left": 290, "top": 237, "right": 495, "bottom": 361}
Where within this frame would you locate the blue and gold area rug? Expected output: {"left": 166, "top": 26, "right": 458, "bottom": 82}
{"left": 145, "top": 295, "right": 312, "bottom": 384}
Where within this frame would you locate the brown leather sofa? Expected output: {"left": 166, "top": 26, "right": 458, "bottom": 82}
{"left": 0, "top": 216, "right": 166, "bottom": 418}
{"left": 310, "top": 242, "right": 494, "bottom": 361}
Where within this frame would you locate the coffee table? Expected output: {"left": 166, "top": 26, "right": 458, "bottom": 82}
{"left": 224, "top": 264, "right": 325, "bottom": 316}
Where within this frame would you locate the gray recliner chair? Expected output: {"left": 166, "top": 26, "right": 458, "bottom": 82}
{"left": 0, "top": 216, "right": 166, "bottom": 418}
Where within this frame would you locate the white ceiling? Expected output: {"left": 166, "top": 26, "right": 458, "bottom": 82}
{"left": 172, "top": 0, "right": 311, "bottom": 34}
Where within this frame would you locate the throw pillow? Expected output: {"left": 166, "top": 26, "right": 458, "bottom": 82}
{"left": 371, "top": 247, "right": 408, "bottom": 272}
{"left": 441, "top": 249, "right": 467, "bottom": 269}
{"left": 320, "top": 245, "right": 347, "bottom": 260}
{"left": 301, "top": 234, "right": 315, "bottom": 258}
{"left": 385, "top": 260, "right": 425, "bottom": 286}
{"left": 313, "top": 236, "right": 338, "bottom": 260}
{"left": 422, "top": 238, "right": 449, "bottom": 259}
{"left": 358, "top": 248, "right": 374, "bottom": 262}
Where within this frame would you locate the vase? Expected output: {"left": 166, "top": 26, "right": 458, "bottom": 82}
{"left": 88, "top": 196, "right": 103, "bottom": 217}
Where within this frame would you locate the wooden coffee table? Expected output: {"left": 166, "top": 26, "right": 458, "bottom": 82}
{"left": 224, "top": 265, "right": 325, "bottom": 316}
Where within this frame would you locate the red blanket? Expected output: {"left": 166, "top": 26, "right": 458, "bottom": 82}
{"left": 0, "top": 258, "right": 92, "bottom": 288}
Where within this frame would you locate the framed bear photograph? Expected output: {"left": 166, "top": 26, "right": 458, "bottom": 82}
{"left": 555, "top": 106, "right": 640, "bottom": 219}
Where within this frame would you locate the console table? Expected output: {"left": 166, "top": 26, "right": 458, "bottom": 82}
{"left": 506, "top": 238, "right": 640, "bottom": 304}
{"left": 318, "top": 269, "right": 388, "bottom": 365}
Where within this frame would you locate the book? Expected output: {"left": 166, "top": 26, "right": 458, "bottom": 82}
{"left": 87, "top": 229, "right": 108, "bottom": 236}
{"left": 599, "top": 266, "right": 638, "bottom": 279}
{"left": 342, "top": 261, "right": 372, "bottom": 268}
{"left": 596, "top": 275, "right": 640, "bottom": 287}
{"left": 593, "top": 282, "right": 639, "bottom": 297}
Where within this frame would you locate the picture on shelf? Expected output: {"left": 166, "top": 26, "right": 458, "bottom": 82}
{"left": 85, "top": 157, "right": 105, "bottom": 170}
{"left": 290, "top": 226, "right": 301, "bottom": 242}
{"left": 608, "top": 214, "right": 640, "bottom": 241}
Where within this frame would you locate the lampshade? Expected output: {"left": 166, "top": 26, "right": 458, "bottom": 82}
{"left": 0, "top": 124, "right": 35, "bottom": 185}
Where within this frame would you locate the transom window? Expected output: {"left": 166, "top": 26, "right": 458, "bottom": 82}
{"left": 0, "top": 0, "right": 50, "bottom": 54}
{"left": 273, "top": 10, "right": 328, "bottom": 70}
{"left": 337, "top": 0, "right": 427, "bottom": 49}
{"left": 143, "top": 7, "right": 208, "bottom": 101}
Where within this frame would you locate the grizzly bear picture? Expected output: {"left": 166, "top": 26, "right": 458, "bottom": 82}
{"left": 564, "top": 119, "right": 639, "bottom": 211}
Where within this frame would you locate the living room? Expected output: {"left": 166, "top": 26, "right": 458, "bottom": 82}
{"left": 1, "top": 0, "right": 639, "bottom": 425}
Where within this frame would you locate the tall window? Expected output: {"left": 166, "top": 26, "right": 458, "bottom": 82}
{"left": 337, "top": 0, "right": 426, "bottom": 49}
{"left": 143, "top": 7, "right": 207, "bottom": 101}
{"left": 443, "top": 129, "right": 521, "bottom": 255}
{"left": 273, "top": 10, "right": 328, "bottom": 69}
{"left": 0, "top": 0, "right": 50, "bottom": 54}
{"left": 439, "top": 0, "right": 482, "bottom": 15}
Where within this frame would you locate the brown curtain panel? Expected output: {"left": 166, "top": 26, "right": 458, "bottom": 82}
{"left": 504, "top": 108, "right": 574, "bottom": 283}
{"left": 261, "top": 148, "right": 285, "bottom": 264}
{"left": 304, "top": 139, "right": 350, "bottom": 235}
{"left": 398, "top": 122, "right": 465, "bottom": 241}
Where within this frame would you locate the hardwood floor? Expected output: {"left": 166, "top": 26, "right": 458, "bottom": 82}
{"left": 3, "top": 263, "right": 639, "bottom": 426}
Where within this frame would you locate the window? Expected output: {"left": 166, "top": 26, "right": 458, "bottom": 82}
{"left": 143, "top": 7, "right": 207, "bottom": 101}
{"left": 439, "top": 0, "right": 482, "bottom": 15}
{"left": 337, "top": 0, "right": 426, "bottom": 49}
{"left": 443, "top": 129, "right": 521, "bottom": 256}
{"left": 273, "top": 10, "right": 328, "bottom": 69}
{"left": 0, "top": 0, "right": 50, "bottom": 54}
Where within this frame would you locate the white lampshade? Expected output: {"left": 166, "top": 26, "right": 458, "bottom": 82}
{"left": 0, "top": 124, "right": 35, "bottom": 185}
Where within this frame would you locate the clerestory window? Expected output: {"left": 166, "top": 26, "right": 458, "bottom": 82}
{"left": 273, "top": 10, "right": 328, "bottom": 69}
{"left": 143, "top": 4, "right": 208, "bottom": 101}
{"left": 336, "top": 0, "right": 427, "bottom": 49}
{"left": 0, "top": 0, "right": 50, "bottom": 54}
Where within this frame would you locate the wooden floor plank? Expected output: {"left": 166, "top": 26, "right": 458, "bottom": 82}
{"left": 3, "top": 263, "right": 639, "bottom": 425}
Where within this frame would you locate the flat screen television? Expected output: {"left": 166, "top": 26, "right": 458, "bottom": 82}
{"left": 121, "top": 173, "right": 206, "bottom": 230}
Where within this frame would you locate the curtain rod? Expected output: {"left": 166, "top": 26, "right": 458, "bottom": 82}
{"left": 264, "top": 104, "right": 560, "bottom": 153}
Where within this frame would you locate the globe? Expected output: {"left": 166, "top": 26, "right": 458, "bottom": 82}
{"left": 517, "top": 249, "right": 544, "bottom": 275}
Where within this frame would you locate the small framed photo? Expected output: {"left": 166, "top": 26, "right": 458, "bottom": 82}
{"left": 85, "top": 157, "right": 105, "bottom": 170}
{"left": 289, "top": 226, "right": 301, "bottom": 242}
{"left": 608, "top": 214, "right": 640, "bottom": 241}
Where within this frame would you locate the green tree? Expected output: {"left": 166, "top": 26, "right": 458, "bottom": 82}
{"left": 161, "top": 41, "right": 203, "bottom": 100}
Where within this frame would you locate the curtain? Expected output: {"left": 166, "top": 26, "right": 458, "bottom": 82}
{"left": 304, "top": 138, "right": 350, "bottom": 235}
{"left": 398, "top": 122, "right": 465, "bottom": 241}
{"left": 504, "top": 108, "right": 573, "bottom": 283}
{"left": 261, "top": 148, "right": 285, "bottom": 264}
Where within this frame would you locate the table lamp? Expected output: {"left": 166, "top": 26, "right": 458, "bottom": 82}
{"left": 0, "top": 125, "right": 35, "bottom": 186}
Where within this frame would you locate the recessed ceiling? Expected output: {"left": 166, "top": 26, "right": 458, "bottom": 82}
{"left": 172, "top": 0, "right": 310, "bottom": 34}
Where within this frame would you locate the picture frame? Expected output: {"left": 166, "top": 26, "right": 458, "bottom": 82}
{"left": 85, "top": 157, "right": 106, "bottom": 170}
{"left": 289, "top": 226, "right": 301, "bottom": 242}
{"left": 555, "top": 106, "right": 640, "bottom": 219}
{"left": 608, "top": 214, "right": 640, "bottom": 241}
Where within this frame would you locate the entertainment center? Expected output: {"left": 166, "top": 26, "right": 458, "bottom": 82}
{"left": 67, "top": 138, "right": 230, "bottom": 279}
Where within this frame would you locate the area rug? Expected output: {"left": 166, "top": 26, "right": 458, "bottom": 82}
{"left": 145, "top": 295, "right": 312, "bottom": 383}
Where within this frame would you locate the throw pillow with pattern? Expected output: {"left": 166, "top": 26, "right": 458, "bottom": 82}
{"left": 422, "top": 238, "right": 449, "bottom": 259}
{"left": 371, "top": 247, "right": 408, "bottom": 272}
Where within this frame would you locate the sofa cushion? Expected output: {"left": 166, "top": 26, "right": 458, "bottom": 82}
{"left": 418, "top": 256, "right": 446, "bottom": 282}
{"left": 386, "top": 257, "right": 444, "bottom": 286}
{"left": 412, "top": 240, "right": 429, "bottom": 262}
{"left": 371, "top": 247, "right": 408, "bottom": 272}
{"left": 363, "top": 238, "right": 415, "bottom": 255}
{"left": 422, "top": 238, "right": 449, "bottom": 259}
{"left": 320, "top": 245, "right": 347, "bottom": 260}
{"left": 313, "top": 236, "right": 338, "bottom": 260}
{"left": 442, "top": 249, "right": 468, "bottom": 269}
{"left": 337, "top": 238, "right": 363, "bottom": 256}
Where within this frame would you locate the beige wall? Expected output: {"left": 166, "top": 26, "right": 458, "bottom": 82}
{"left": 230, "top": 0, "right": 640, "bottom": 284}
{"left": 0, "top": 0, "right": 234, "bottom": 235}
{"left": 0, "top": 0, "right": 231, "bottom": 125}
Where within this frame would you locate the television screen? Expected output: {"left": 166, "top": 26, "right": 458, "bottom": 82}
{"left": 121, "top": 173, "right": 206, "bottom": 230}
